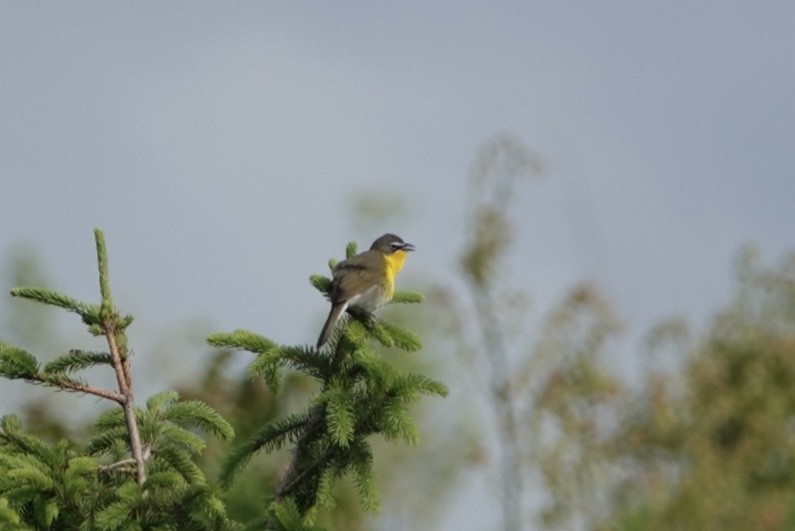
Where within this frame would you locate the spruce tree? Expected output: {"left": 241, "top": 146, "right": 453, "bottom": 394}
{"left": 0, "top": 229, "right": 235, "bottom": 530}
{"left": 209, "top": 239, "right": 448, "bottom": 530}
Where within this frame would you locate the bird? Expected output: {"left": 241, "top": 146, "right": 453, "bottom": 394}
{"left": 316, "top": 233, "right": 415, "bottom": 348}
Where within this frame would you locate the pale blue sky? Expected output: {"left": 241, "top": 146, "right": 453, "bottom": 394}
{"left": 2, "top": 3, "right": 794, "bottom": 529}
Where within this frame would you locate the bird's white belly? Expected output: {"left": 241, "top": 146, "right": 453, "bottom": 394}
{"left": 348, "top": 284, "right": 387, "bottom": 312}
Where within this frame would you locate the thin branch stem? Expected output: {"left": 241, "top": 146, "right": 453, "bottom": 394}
{"left": 106, "top": 329, "right": 129, "bottom": 396}
{"left": 98, "top": 458, "right": 136, "bottom": 474}
{"left": 27, "top": 376, "right": 124, "bottom": 403}
{"left": 98, "top": 445, "right": 152, "bottom": 474}
{"left": 105, "top": 321, "right": 146, "bottom": 486}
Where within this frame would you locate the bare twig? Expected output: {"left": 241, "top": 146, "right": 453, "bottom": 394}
{"left": 25, "top": 375, "right": 124, "bottom": 403}
{"left": 98, "top": 444, "right": 152, "bottom": 475}
{"left": 105, "top": 321, "right": 146, "bottom": 486}
{"left": 98, "top": 459, "right": 136, "bottom": 474}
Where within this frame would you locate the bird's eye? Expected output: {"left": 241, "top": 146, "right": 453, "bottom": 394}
{"left": 389, "top": 242, "right": 403, "bottom": 250}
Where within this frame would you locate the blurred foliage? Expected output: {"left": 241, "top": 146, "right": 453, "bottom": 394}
{"left": 1, "top": 245, "right": 89, "bottom": 443}
{"left": 605, "top": 246, "right": 795, "bottom": 530}
{"left": 442, "top": 132, "right": 614, "bottom": 531}
{"left": 0, "top": 244, "right": 57, "bottom": 352}
{"left": 463, "top": 134, "right": 541, "bottom": 530}
{"left": 441, "top": 133, "right": 795, "bottom": 531}
{"left": 176, "top": 349, "right": 288, "bottom": 526}
{"left": 346, "top": 188, "right": 411, "bottom": 239}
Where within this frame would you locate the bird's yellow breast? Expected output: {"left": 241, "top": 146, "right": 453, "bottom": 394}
{"left": 383, "top": 250, "right": 409, "bottom": 297}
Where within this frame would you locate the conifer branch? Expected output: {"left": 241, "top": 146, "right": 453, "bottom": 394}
{"left": 43, "top": 350, "right": 113, "bottom": 374}
{"left": 94, "top": 228, "right": 146, "bottom": 486}
{"left": 9, "top": 287, "right": 102, "bottom": 327}
{"left": 95, "top": 228, "right": 112, "bottom": 308}
{"left": 309, "top": 274, "right": 331, "bottom": 296}
{"left": 0, "top": 344, "right": 124, "bottom": 402}
{"left": 34, "top": 373, "right": 124, "bottom": 403}
{"left": 207, "top": 330, "right": 278, "bottom": 354}
{"left": 103, "top": 317, "right": 146, "bottom": 486}
{"left": 390, "top": 290, "right": 424, "bottom": 304}
{"left": 345, "top": 241, "right": 358, "bottom": 259}
{"left": 219, "top": 412, "right": 310, "bottom": 488}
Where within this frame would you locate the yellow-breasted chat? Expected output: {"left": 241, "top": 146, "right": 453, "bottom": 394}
{"left": 316, "top": 233, "right": 415, "bottom": 348}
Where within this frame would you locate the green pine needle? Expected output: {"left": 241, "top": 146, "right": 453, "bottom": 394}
{"left": 247, "top": 350, "right": 283, "bottom": 392}
{"left": 350, "top": 348, "right": 396, "bottom": 387}
{"left": 117, "top": 314, "right": 135, "bottom": 331}
{"left": 316, "top": 468, "right": 337, "bottom": 510}
{"left": 414, "top": 374, "right": 450, "bottom": 397}
{"left": 0, "top": 418, "right": 58, "bottom": 472}
{"left": 220, "top": 412, "right": 310, "bottom": 488}
{"left": 94, "top": 228, "right": 113, "bottom": 316}
{"left": 93, "top": 408, "right": 126, "bottom": 431}
{"left": 341, "top": 318, "right": 369, "bottom": 346}
{"left": 374, "top": 321, "right": 422, "bottom": 351}
{"left": 219, "top": 443, "right": 256, "bottom": 490}
{"left": 352, "top": 461, "right": 380, "bottom": 513}
{"left": 37, "top": 372, "right": 90, "bottom": 391}
{"left": 369, "top": 323, "right": 395, "bottom": 348}
{"left": 207, "top": 329, "right": 277, "bottom": 354}
{"left": 380, "top": 402, "right": 419, "bottom": 445}
{"left": 159, "top": 424, "right": 206, "bottom": 456}
{"left": 0, "top": 498, "right": 21, "bottom": 526}
{"left": 7, "top": 467, "right": 54, "bottom": 490}
{"left": 270, "top": 498, "right": 305, "bottom": 530}
{"left": 157, "top": 445, "right": 205, "bottom": 485}
{"left": 43, "top": 350, "right": 112, "bottom": 374}
{"left": 64, "top": 456, "right": 99, "bottom": 480}
{"left": 324, "top": 388, "right": 355, "bottom": 448}
{"left": 33, "top": 498, "right": 59, "bottom": 527}
{"left": 390, "top": 290, "right": 424, "bottom": 304}
{"left": 9, "top": 288, "right": 101, "bottom": 327}
{"left": 0, "top": 413, "right": 23, "bottom": 433}
{"left": 163, "top": 400, "right": 235, "bottom": 442}
{"left": 95, "top": 501, "right": 132, "bottom": 529}
{"left": 393, "top": 373, "right": 450, "bottom": 399}
{"left": 309, "top": 275, "right": 331, "bottom": 295}
{"left": 86, "top": 426, "right": 129, "bottom": 457}
{"left": 145, "top": 390, "right": 180, "bottom": 412}
{"left": 278, "top": 346, "right": 332, "bottom": 379}
{"left": 143, "top": 471, "right": 184, "bottom": 490}
{"left": 0, "top": 343, "right": 40, "bottom": 379}
{"left": 345, "top": 241, "right": 358, "bottom": 260}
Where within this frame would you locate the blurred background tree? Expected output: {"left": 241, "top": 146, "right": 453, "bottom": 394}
{"left": 0, "top": 245, "right": 82, "bottom": 443}
{"left": 433, "top": 133, "right": 795, "bottom": 531}
{"left": 606, "top": 246, "right": 795, "bottom": 530}
{"left": 438, "top": 133, "right": 623, "bottom": 530}
{"left": 1, "top": 244, "right": 57, "bottom": 351}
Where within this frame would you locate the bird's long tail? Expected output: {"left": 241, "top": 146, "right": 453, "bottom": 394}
{"left": 317, "top": 302, "right": 347, "bottom": 348}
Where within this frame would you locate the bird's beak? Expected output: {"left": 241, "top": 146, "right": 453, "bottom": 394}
{"left": 402, "top": 242, "right": 416, "bottom": 252}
